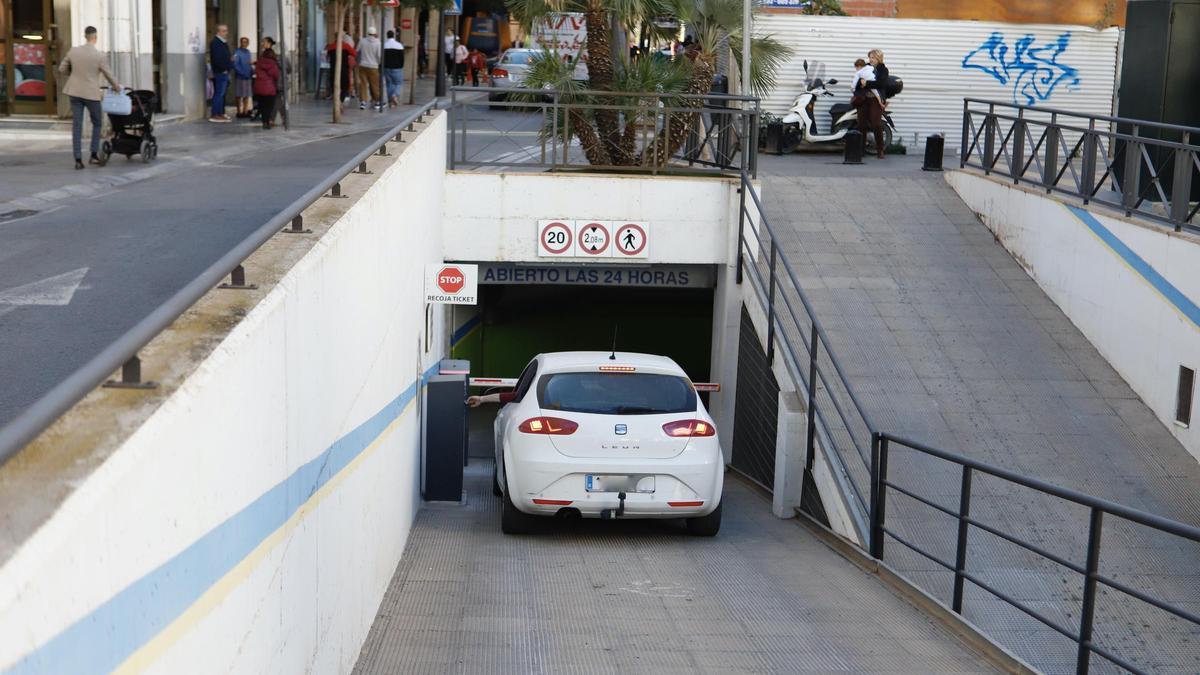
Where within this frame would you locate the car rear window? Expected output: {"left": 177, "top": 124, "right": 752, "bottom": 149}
{"left": 536, "top": 372, "right": 697, "bottom": 415}
{"left": 503, "top": 51, "right": 532, "bottom": 65}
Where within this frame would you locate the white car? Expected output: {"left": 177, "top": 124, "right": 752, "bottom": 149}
{"left": 489, "top": 352, "right": 724, "bottom": 536}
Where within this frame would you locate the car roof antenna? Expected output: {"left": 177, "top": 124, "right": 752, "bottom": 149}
{"left": 609, "top": 324, "right": 618, "bottom": 360}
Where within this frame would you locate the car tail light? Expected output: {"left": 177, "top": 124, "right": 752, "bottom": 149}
{"left": 518, "top": 417, "right": 578, "bottom": 435}
{"left": 492, "top": 68, "right": 509, "bottom": 78}
{"left": 532, "top": 498, "right": 573, "bottom": 505}
{"left": 662, "top": 420, "right": 716, "bottom": 437}
{"left": 668, "top": 501, "right": 704, "bottom": 507}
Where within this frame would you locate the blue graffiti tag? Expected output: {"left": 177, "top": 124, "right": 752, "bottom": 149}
{"left": 962, "top": 32, "right": 1080, "bottom": 105}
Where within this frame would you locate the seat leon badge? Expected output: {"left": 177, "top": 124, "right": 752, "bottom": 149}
{"left": 615, "top": 424, "right": 628, "bottom": 435}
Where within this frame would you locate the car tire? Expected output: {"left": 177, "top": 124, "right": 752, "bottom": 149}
{"left": 500, "top": 469, "right": 535, "bottom": 535}
{"left": 492, "top": 462, "right": 502, "bottom": 497}
{"left": 685, "top": 502, "right": 722, "bottom": 537}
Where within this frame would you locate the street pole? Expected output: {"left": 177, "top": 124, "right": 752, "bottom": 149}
{"left": 276, "top": 0, "right": 290, "bottom": 129}
{"left": 741, "top": 0, "right": 751, "bottom": 98}
{"left": 434, "top": 11, "right": 446, "bottom": 97}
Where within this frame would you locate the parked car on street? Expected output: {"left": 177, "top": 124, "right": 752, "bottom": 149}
{"left": 487, "top": 48, "right": 537, "bottom": 101}
{"left": 485, "top": 352, "right": 724, "bottom": 536}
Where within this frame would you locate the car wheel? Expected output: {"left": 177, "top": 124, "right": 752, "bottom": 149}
{"left": 685, "top": 502, "right": 722, "bottom": 537}
{"left": 492, "top": 462, "right": 502, "bottom": 497}
{"left": 501, "top": 484, "right": 535, "bottom": 535}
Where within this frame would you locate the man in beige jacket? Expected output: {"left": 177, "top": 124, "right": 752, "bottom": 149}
{"left": 59, "top": 26, "right": 119, "bottom": 169}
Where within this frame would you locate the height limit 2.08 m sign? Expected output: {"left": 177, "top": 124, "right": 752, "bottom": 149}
{"left": 537, "top": 220, "right": 650, "bottom": 259}
{"left": 425, "top": 264, "right": 478, "bottom": 305}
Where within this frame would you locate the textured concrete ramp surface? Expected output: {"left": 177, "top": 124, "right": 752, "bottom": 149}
{"left": 757, "top": 154, "right": 1200, "bottom": 674}
{"left": 354, "top": 462, "right": 999, "bottom": 674}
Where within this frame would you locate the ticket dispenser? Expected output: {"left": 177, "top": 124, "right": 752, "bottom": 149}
{"left": 421, "top": 359, "right": 470, "bottom": 502}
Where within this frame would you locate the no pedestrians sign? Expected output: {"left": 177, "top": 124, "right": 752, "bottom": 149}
{"left": 425, "top": 264, "right": 478, "bottom": 305}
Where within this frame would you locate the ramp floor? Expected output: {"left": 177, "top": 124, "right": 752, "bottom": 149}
{"left": 353, "top": 461, "right": 1000, "bottom": 674}
{"left": 759, "top": 154, "right": 1200, "bottom": 674}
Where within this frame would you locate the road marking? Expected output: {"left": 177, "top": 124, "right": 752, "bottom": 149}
{"left": 0, "top": 267, "right": 89, "bottom": 317}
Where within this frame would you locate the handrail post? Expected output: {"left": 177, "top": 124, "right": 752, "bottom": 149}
{"left": 983, "top": 103, "right": 996, "bottom": 174}
{"left": 1044, "top": 113, "right": 1059, "bottom": 192}
{"left": 1076, "top": 508, "right": 1104, "bottom": 675}
{"left": 1169, "top": 132, "right": 1191, "bottom": 231}
{"left": 869, "top": 432, "right": 888, "bottom": 559}
{"left": 1080, "top": 118, "right": 1097, "bottom": 201}
{"left": 960, "top": 99, "right": 969, "bottom": 168}
{"left": 736, "top": 174, "right": 747, "bottom": 284}
{"left": 1122, "top": 125, "right": 1140, "bottom": 214}
{"left": 951, "top": 465, "right": 973, "bottom": 613}
{"left": 1011, "top": 108, "right": 1026, "bottom": 183}
{"left": 448, "top": 89, "right": 456, "bottom": 168}
{"left": 766, "top": 240, "right": 777, "bottom": 364}
{"left": 804, "top": 326, "right": 819, "bottom": 478}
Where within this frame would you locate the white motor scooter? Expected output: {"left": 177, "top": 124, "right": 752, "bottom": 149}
{"left": 778, "top": 62, "right": 896, "bottom": 153}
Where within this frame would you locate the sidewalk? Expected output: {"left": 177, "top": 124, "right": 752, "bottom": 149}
{"left": 0, "top": 77, "right": 438, "bottom": 221}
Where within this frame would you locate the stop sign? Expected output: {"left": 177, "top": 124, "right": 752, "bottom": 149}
{"left": 437, "top": 266, "right": 465, "bottom": 294}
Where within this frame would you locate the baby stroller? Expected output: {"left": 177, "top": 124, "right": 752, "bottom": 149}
{"left": 101, "top": 89, "right": 159, "bottom": 163}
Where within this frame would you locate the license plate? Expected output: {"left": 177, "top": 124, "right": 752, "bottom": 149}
{"left": 585, "top": 474, "right": 655, "bottom": 493}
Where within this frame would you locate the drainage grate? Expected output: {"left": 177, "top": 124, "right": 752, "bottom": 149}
{"left": 0, "top": 209, "right": 38, "bottom": 223}
{"left": 1177, "top": 365, "right": 1195, "bottom": 427}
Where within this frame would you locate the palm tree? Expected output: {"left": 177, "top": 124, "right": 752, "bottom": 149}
{"left": 507, "top": 0, "right": 790, "bottom": 168}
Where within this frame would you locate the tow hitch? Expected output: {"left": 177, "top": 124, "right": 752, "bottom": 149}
{"left": 601, "top": 491, "right": 627, "bottom": 520}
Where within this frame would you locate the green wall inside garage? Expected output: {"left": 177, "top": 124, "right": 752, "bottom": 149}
{"left": 452, "top": 285, "right": 714, "bottom": 383}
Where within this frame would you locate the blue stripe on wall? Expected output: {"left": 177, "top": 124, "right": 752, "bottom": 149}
{"left": 1066, "top": 205, "right": 1200, "bottom": 330}
{"left": 451, "top": 313, "right": 481, "bottom": 347}
{"left": 4, "top": 361, "right": 442, "bottom": 675}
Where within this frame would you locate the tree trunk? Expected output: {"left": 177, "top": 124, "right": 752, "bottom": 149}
{"left": 584, "top": 7, "right": 629, "bottom": 165}
{"left": 569, "top": 108, "right": 610, "bottom": 166}
{"left": 639, "top": 50, "right": 715, "bottom": 168}
{"left": 332, "top": 2, "right": 345, "bottom": 123}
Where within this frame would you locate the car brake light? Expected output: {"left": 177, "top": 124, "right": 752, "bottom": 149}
{"left": 662, "top": 420, "right": 716, "bottom": 437}
{"left": 599, "top": 365, "right": 635, "bottom": 372}
{"left": 518, "top": 417, "right": 579, "bottom": 435}
{"left": 492, "top": 67, "right": 509, "bottom": 77}
{"left": 668, "top": 501, "right": 704, "bottom": 507}
{"left": 532, "top": 498, "right": 573, "bottom": 505}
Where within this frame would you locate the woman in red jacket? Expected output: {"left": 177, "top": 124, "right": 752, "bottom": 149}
{"left": 253, "top": 48, "right": 281, "bottom": 129}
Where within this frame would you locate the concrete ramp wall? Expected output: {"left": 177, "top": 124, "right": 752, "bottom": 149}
{"left": 948, "top": 171, "right": 1200, "bottom": 461}
{"left": 0, "top": 114, "right": 449, "bottom": 674}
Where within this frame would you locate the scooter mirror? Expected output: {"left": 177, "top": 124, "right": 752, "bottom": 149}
{"left": 803, "top": 59, "right": 809, "bottom": 71}
{"left": 827, "top": 78, "right": 838, "bottom": 85}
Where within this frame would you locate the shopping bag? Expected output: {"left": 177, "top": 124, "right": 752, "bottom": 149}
{"left": 102, "top": 90, "right": 132, "bottom": 116}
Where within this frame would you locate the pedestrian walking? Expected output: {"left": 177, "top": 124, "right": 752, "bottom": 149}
{"left": 262, "top": 37, "right": 288, "bottom": 128}
{"left": 467, "top": 47, "right": 486, "bottom": 87}
{"left": 209, "top": 24, "right": 232, "bottom": 122}
{"left": 443, "top": 29, "right": 456, "bottom": 78}
{"left": 383, "top": 30, "right": 405, "bottom": 108}
{"left": 453, "top": 40, "right": 468, "bottom": 86}
{"left": 252, "top": 47, "right": 281, "bottom": 129}
{"left": 862, "top": 49, "right": 890, "bottom": 159}
{"left": 417, "top": 34, "right": 428, "bottom": 78}
{"left": 356, "top": 27, "right": 383, "bottom": 111}
{"left": 232, "top": 37, "right": 254, "bottom": 118}
{"left": 325, "top": 34, "right": 357, "bottom": 104}
{"left": 58, "top": 25, "right": 119, "bottom": 169}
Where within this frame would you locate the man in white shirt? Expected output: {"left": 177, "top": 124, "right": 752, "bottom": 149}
{"left": 382, "top": 30, "right": 405, "bottom": 108}
{"left": 356, "top": 26, "right": 382, "bottom": 111}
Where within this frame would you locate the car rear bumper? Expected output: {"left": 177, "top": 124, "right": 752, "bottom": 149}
{"left": 505, "top": 440, "right": 723, "bottom": 518}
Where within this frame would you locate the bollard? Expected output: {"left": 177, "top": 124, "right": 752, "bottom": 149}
{"left": 923, "top": 133, "right": 945, "bottom": 172}
{"left": 843, "top": 130, "right": 864, "bottom": 165}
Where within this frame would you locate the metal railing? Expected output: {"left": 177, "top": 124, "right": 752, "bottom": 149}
{"left": 961, "top": 99, "right": 1200, "bottom": 234}
{"left": 736, "top": 159, "right": 1200, "bottom": 673}
{"left": 0, "top": 101, "right": 438, "bottom": 467}
{"left": 871, "top": 432, "right": 1200, "bottom": 675}
{"left": 447, "top": 86, "right": 760, "bottom": 177}
{"left": 736, "top": 170, "right": 876, "bottom": 543}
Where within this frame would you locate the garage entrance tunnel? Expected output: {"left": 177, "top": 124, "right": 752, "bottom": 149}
{"left": 450, "top": 263, "right": 717, "bottom": 458}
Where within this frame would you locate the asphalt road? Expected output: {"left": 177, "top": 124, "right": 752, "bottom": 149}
{"left": 0, "top": 116, "right": 414, "bottom": 434}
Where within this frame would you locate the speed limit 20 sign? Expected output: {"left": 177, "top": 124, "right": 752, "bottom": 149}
{"left": 537, "top": 220, "right": 650, "bottom": 258}
{"left": 425, "top": 264, "right": 478, "bottom": 305}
